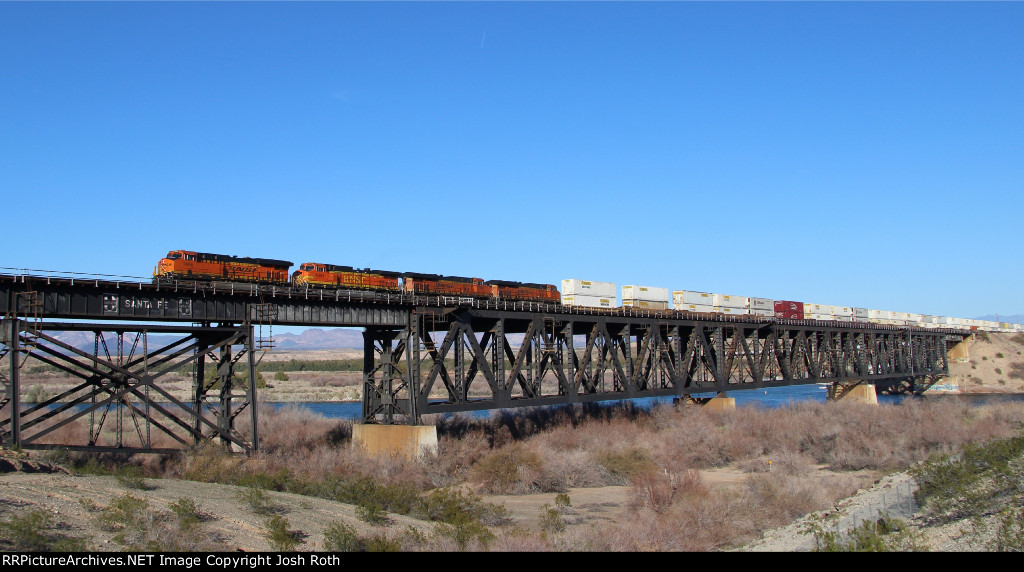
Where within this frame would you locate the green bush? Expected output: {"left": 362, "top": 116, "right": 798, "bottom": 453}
{"left": 538, "top": 504, "right": 566, "bottom": 534}
{"left": 274, "top": 371, "right": 289, "bottom": 381}
{"left": 596, "top": 448, "right": 655, "bottom": 484}
{"left": 264, "top": 515, "right": 302, "bottom": 551}
{"left": 355, "top": 502, "right": 389, "bottom": 526}
{"left": 804, "top": 513, "right": 927, "bottom": 552}
{"left": 0, "top": 509, "right": 88, "bottom": 551}
{"left": 236, "top": 486, "right": 276, "bottom": 515}
{"left": 323, "top": 521, "right": 363, "bottom": 552}
{"left": 168, "top": 498, "right": 204, "bottom": 529}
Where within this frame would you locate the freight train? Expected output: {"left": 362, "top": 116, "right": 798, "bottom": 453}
{"left": 153, "top": 250, "right": 560, "bottom": 303}
{"left": 153, "top": 250, "right": 1021, "bottom": 333}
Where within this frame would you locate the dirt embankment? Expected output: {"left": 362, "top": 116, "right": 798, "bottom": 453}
{"left": 945, "top": 332, "right": 1024, "bottom": 394}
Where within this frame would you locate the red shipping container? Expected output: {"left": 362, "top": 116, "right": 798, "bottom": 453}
{"left": 774, "top": 300, "right": 804, "bottom": 319}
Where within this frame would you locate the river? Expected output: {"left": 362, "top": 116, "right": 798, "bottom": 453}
{"left": 268, "top": 385, "right": 1024, "bottom": 420}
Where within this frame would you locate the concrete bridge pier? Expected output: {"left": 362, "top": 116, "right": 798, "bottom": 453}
{"left": 827, "top": 382, "right": 878, "bottom": 405}
{"left": 948, "top": 336, "right": 971, "bottom": 363}
{"left": 352, "top": 423, "right": 438, "bottom": 460}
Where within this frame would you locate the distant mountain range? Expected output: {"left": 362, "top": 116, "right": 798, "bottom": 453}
{"left": 976, "top": 315, "right": 1024, "bottom": 325}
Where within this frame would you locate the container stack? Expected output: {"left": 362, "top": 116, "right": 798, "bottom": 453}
{"left": 750, "top": 297, "right": 774, "bottom": 317}
{"left": 561, "top": 279, "right": 616, "bottom": 308}
{"left": 804, "top": 303, "right": 833, "bottom": 321}
{"left": 712, "top": 294, "right": 749, "bottom": 315}
{"left": 673, "top": 290, "right": 714, "bottom": 312}
{"left": 774, "top": 300, "right": 804, "bottom": 319}
{"left": 852, "top": 308, "right": 869, "bottom": 322}
{"left": 621, "top": 285, "right": 670, "bottom": 310}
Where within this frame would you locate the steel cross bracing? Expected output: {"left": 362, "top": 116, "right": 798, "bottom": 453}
{"left": 0, "top": 320, "right": 261, "bottom": 454}
{"left": 361, "top": 308, "right": 956, "bottom": 424}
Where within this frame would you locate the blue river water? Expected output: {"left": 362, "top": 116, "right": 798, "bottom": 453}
{"left": 268, "top": 385, "right": 1024, "bottom": 420}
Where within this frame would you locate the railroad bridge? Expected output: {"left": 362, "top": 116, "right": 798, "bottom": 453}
{"left": 0, "top": 271, "right": 967, "bottom": 455}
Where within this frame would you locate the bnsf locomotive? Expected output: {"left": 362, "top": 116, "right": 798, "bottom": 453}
{"left": 154, "top": 250, "right": 560, "bottom": 303}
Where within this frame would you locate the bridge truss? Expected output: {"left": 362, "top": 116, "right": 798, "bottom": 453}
{"left": 363, "top": 308, "right": 952, "bottom": 424}
{"left": 0, "top": 319, "right": 261, "bottom": 454}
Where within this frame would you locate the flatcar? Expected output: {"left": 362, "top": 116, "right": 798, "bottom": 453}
{"left": 292, "top": 263, "right": 402, "bottom": 293}
{"left": 154, "top": 250, "right": 292, "bottom": 284}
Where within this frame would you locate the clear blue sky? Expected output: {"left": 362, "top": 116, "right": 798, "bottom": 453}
{"left": 2, "top": 2, "right": 1022, "bottom": 321}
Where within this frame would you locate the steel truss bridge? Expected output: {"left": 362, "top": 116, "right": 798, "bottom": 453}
{"left": 0, "top": 271, "right": 966, "bottom": 454}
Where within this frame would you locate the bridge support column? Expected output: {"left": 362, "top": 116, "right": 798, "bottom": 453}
{"left": 948, "top": 337, "right": 971, "bottom": 363}
{"left": 352, "top": 423, "right": 438, "bottom": 460}
{"left": 705, "top": 396, "right": 736, "bottom": 411}
{"left": 827, "top": 382, "right": 878, "bottom": 405}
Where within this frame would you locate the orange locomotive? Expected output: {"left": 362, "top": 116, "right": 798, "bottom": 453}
{"left": 487, "top": 280, "right": 560, "bottom": 303}
{"left": 154, "top": 250, "right": 292, "bottom": 284}
{"left": 402, "top": 273, "right": 492, "bottom": 298}
{"left": 291, "top": 263, "right": 402, "bottom": 292}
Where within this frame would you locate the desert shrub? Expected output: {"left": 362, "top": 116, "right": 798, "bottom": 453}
{"left": 96, "top": 494, "right": 150, "bottom": 533}
{"left": 115, "top": 465, "right": 151, "bottom": 490}
{"left": 356, "top": 501, "right": 389, "bottom": 526}
{"left": 0, "top": 509, "right": 88, "bottom": 551}
{"left": 987, "top": 503, "right": 1024, "bottom": 552}
{"left": 265, "top": 515, "right": 302, "bottom": 551}
{"left": 1008, "top": 363, "right": 1024, "bottom": 380}
{"left": 538, "top": 504, "right": 565, "bottom": 534}
{"left": 470, "top": 443, "right": 544, "bottom": 494}
{"left": 168, "top": 498, "right": 204, "bottom": 529}
{"left": 912, "top": 434, "right": 1024, "bottom": 523}
{"left": 364, "top": 533, "right": 402, "bottom": 552}
{"left": 997, "top": 353, "right": 1005, "bottom": 359}
{"left": 274, "top": 371, "right": 289, "bottom": 381}
{"left": 803, "top": 512, "right": 928, "bottom": 552}
{"left": 554, "top": 493, "right": 571, "bottom": 508}
{"left": 596, "top": 448, "right": 655, "bottom": 485}
{"left": 323, "top": 521, "right": 363, "bottom": 552}
{"left": 235, "top": 486, "right": 277, "bottom": 515}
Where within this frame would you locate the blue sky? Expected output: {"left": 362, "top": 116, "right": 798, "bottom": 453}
{"left": 2, "top": 2, "right": 1022, "bottom": 322}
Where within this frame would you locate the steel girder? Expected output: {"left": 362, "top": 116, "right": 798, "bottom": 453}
{"left": 361, "top": 309, "right": 955, "bottom": 424}
{"left": 0, "top": 320, "right": 260, "bottom": 454}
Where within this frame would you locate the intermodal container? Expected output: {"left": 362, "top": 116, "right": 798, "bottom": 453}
{"left": 673, "top": 290, "right": 713, "bottom": 307}
{"left": 804, "top": 303, "right": 831, "bottom": 315}
{"left": 750, "top": 297, "right": 773, "bottom": 311}
{"left": 621, "top": 285, "right": 670, "bottom": 303}
{"left": 750, "top": 308, "right": 774, "bottom": 317}
{"left": 678, "top": 303, "right": 715, "bottom": 313}
{"left": 561, "top": 279, "right": 616, "bottom": 298}
{"left": 622, "top": 299, "right": 670, "bottom": 310}
{"left": 561, "top": 294, "right": 615, "bottom": 308}
{"left": 831, "top": 306, "right": 854, "bottom": 317}
{"left": 713, "top": 294, "right": 749, "bottom": 309}
{"left": 713, "top": 306, "right": 749, "bottom": 315}
{"left": 807, "top": 313, "right": 834, "bottom": 321}
{"left": 853, "top": 308, "right": 869, "bottom": 321}
{"left": 774, "top": 300, "right": 804, "bottom": 319}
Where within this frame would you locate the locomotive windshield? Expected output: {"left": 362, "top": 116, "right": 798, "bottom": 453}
{"left": 166, "top": 252, "right": 181, "bottom": 260}
{"left": 300, "top": 264, "right": 313, "bottom": 271}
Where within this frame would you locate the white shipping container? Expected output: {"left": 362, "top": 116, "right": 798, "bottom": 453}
{"left": 750, "top": 308, "right": 774, "bottom": 317}
{"left": 673, "top": 290, "right": 713, "bottom": 306}
{"left": 621, "top": 285, "right": 670, "bottom": 303}
{"left": 678, "top": 303, "right": 715, "bottom": 313}
{"left": 561, "top": 295, "right": 616, "bottom": 308}
{"left": 713, "top": 294, "right": 749, "bottom": 309}
{"left": 713, "top": 306, "right": 749, "bottom": 315}
{"left": 622, "top": 299, "right": 670, "bottom": 310}
{"left": 561, "top": 279, "right": 616, "bottom": 298}
{"left": 806, "top": 313, "right": 834, "bottom": 321}
{"left": 805, "top": 303, "right": 831, "bottom": 315}
{"left": 832, "top": 306, "right": 854, "bottom": 317}
{"left": 868, "top": 309, "right": 893, "bottom": 320}
{"left": 750, "top": 297, "right": 773, "bottom": 311}
{"left": 835, "top": 316, "right": 853, "bottom": 322}
{"left": 853, "top": 307, "right": 869, "bottom": 319}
